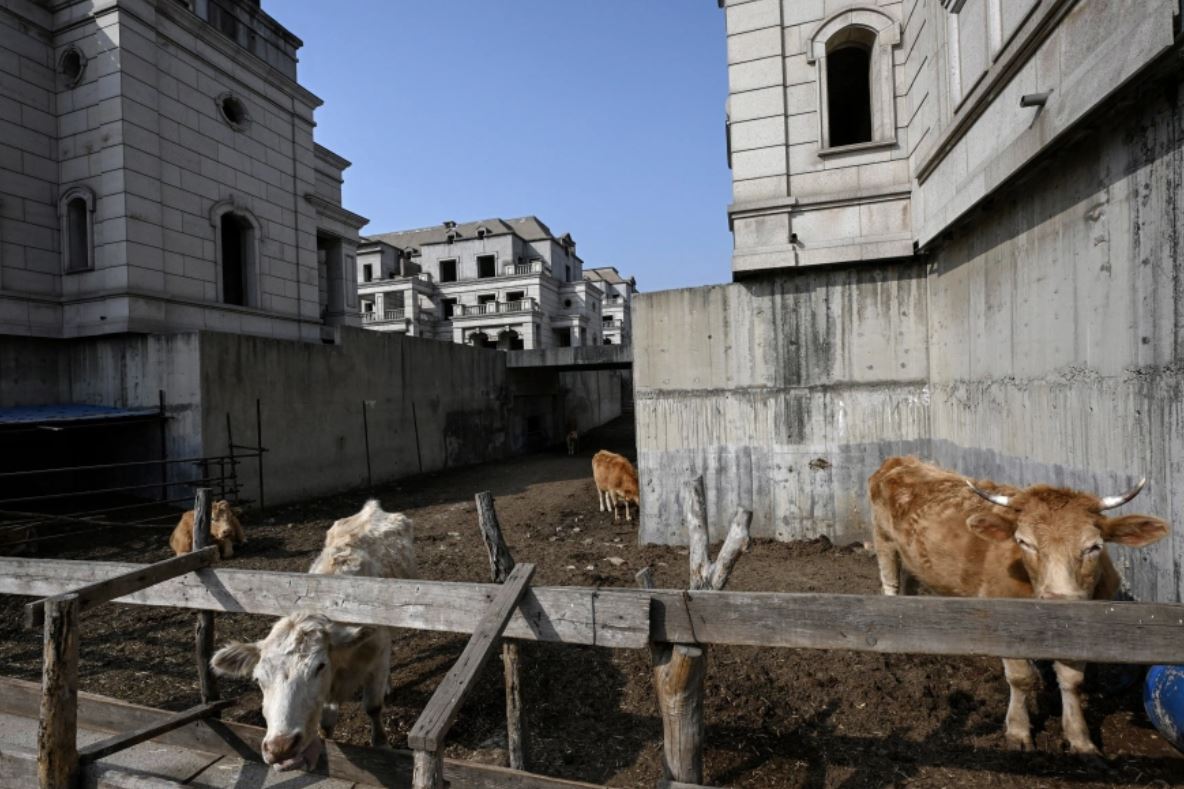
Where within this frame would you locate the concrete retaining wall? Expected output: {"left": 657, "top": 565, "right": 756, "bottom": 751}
{"left": 634, "top": 266, "right": 929, "bottom": 546}
{"left": 635, "top": 82, "right": 1184, "bottom": 602}
{"left": 2, "top": 328, "right": 623, "bottom": 507}
{"left": 923, "top": 83, "right": 1184, "bottom": 603}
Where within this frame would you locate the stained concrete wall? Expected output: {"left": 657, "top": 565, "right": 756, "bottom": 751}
{"left": 199, "top": 328, "right": 514, "bottom": 503}
{"left": 923, "top": 79, "right": 1184, "bottom": 604}
{"left": 634, "top": 265, "right": 929, "bottom": 546}
{"left": 635, "top": 75, "right": 1184, "bottom": 602}
{"left": 2, "top": 327, "right": 623, "bottom": 507}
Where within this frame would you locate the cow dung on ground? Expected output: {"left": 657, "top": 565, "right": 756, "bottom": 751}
{"left": 1, "top": 421, "right": 1180, "bottom": 787}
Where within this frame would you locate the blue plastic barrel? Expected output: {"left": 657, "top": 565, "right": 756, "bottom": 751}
{"left": 1144, "top": 665, "right": 1184, "bottom": 752}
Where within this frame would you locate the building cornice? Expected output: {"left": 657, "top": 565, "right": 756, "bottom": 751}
{"left": 305, "top": 194, "right": 368, "bottom": 229}
{"left": 155, "top": 0, "right": 324, "bottom": 111}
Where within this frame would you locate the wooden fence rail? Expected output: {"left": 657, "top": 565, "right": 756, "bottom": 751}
{"left": 23, "top": 546, "right": 218, "bottom": 629}
{"left": 4, "top": 557, "right": 1184, "bottom": 664}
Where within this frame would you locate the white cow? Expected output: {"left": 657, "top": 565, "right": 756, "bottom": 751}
{"left": 211, "top": 500, "right": 415, "bottom": 771}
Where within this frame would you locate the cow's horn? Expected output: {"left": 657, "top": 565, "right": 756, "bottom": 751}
{"left": 1099, "top": 477, "right": 1146, "bottom": 511}
{"left": 965, "top": 480, "right": 1013, "bottom": 508}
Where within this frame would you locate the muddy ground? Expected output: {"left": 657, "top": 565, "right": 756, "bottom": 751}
{"left": 1, "top": 418, "right": 1181, "bottom": 787}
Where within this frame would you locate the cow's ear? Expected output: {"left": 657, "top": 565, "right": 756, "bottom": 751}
{"left": 211, "top": 641, "right": 260, "bottom": 678}
{"left": 1102, "top": 515, "right": 1169, "bottom": 547}
{"left": 330, "top": 625, "right": 373, "bottom": 651}
{"left": 967, "top": 512, "right": 1016, "bottom": 542}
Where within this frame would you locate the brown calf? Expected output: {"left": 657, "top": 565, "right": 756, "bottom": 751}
{"left": 869, "top": 456, "right": 1168, "bottom": 755}
{"left": 169, "top": 499, "right": 246, "bottom": 559}
{"left": 592, "top": 450, "right": 640, "bottom": 522}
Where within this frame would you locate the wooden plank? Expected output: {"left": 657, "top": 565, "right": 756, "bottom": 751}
{"left": 6, "top": 558, "right": 1184, "bottom": 662}
{"left": 24, "top": 547, "right": 218, "bottom": 629}
{"left": 86, "top": 764, "right": 189, "bottom": 788}
{"left": 78, "top": 699, "right": 235, "bottom": 763}
{"left": 0, "top": 558, "right": 650, "bottom": 649}
{"left": 191, "top": 489, "right": 220, "bottom": 705}
{"left": 475, "top": 490, "right": 528, "bottom": 771}
{"left": 0, "top": 748, "right": 38, "bottom": 787}
{"left": 0, "top": 678, "right": 605, "bottom": 789}
{"left": 187, "top": 757, "right": 355, "bottom": 788}
{"left": 650, "top": 590, "right": 1184, "bottom": 663}
{"left": 39, "top": 594, "right": 80, "bottom": 789}
{"left": 409, "top": 563, "right": 536, "bottom": 752}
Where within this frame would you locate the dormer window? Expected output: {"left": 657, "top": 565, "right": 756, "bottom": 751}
{"left": 476, "top": 225, "right": 490, "bottom": 239}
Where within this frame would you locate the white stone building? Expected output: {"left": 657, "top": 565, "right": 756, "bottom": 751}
{"left": 0, "top": 0, "right": 366, "bottom": 343}
{"left": 636, "top": 0, "right": 1184, "bottom": 603}
{"left": 583, "top": 267, "right": 636, "bottom": 346}
{"left": 357, "top": 217, "right": 637, "bottom": 350}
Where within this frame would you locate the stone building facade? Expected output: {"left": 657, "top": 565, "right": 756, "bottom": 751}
{"left": 357, "top": 217, "right": 637, "bottom": 351}
{"left": 0, "top": 0, "right": 366, "bottom": 343}
{"left": 635, "top": 0, "right": 1184, "bottom": 602}
{"left": 583, "top": 267, "right": 636, "bottom": 346}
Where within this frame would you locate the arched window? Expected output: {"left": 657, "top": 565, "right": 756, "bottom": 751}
{"left": 59, "top": 186, "right": 95, "bottom": 273}
{"left": 808, "top": 8, "right": 901, "bottom": 153}
{"left": 210, "top": 200, "right": 261, "bottom": 308}
{"left": 826, "top": 30, "right": 875, "bottom": 146}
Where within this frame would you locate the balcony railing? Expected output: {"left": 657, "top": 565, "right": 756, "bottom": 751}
{"left": 361, "top": 308, "right": 407, "bottom": 323}
{"left": 501, "top": 261, "right": 550, "bottom": 277}
{"left": 454, "top": 298, "right": 539, "bottom": 317}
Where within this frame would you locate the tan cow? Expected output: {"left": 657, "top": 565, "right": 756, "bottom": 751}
{"left": 869, "top": 456, "right": 1168, "bottom": 755}
{"left": 592, "top": 450, "right": 640, "bottom": 522}
{"left": 211, "top": 500, "right": 414, "bottom": 771}
{"left": 169, "top": 499, "right": 245, "bottom": 558}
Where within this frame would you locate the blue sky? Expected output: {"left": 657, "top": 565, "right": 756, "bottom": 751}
{"left": 275, "top": 1, "right": 732, "bottom": 293}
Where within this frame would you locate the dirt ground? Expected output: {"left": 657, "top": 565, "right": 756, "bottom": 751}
{"left": 2, "top": 417, "right": 1182, "bottom": 787}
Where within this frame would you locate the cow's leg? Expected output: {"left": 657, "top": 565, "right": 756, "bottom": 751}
{"left": 597, "top": 485, "right": 606, "bottom": 512}
{"left": 1002, "top": 658, "right": 1037, "bottom": 751}
{"left": 624, "top": 499, "right": 631, "bottom": 522}
{"left": 1054, "top": 660, "right": 1100, "bottom": 755}
{"left": 872, "top": 531, "right": 902, "bottom": 596}
{"left": 609, "top": 491, "right": 619, "bottom": 522}
{"left": 363, "top": 643, "right": 391, "bottom": 748}
{"left": 320, "top": 703, "right": 339, "bottom": 738}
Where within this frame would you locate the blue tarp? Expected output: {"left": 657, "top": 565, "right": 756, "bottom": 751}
{"left": 0, "top": 404, "right": 161, "bottom": 426}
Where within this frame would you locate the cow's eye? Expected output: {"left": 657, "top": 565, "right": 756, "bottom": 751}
{"left": 1083, "top": 543, "right": 1103, "bottom": 557}
{"left": 1016, "top": 538, "right": 1036, "bottom": 552}
{"left": 314, "top": 662, "right": 326, "bottom": 675}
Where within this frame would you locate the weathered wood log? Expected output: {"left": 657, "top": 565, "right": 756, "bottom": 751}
{"left": 24, "top": 546, "right": 218, "bottom": 629}
{"left": 39, "top": 593, "right": 80, "bottom": 789}
{"left": 638, "top": 477, "right": 752, "bottom": 786}
{"left": 475, "top": 490, "right": 528, "bottom": 771}
{"left": 412, "top": 748, "right": 444, "bottom": 789}
{"left": 409, "top": 564, "right": 536, "bottom": 752}
{"left": 191, "top": 489, "right": 219, "bottom": 704}
{"left": 78, "top": 699, "right": 234, "bottom": 763}
{"left": 9, "top": 558, "right": 1184, "bottom": 663}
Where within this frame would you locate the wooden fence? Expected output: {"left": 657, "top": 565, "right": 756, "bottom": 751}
{"left": 3, "top": 483, "right": 1184, "bottom": 788}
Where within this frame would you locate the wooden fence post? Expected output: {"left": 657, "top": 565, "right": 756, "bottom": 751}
{"left": 637, "top": 477, "right": 751, "bottom": 787}
{"left": 474, "top": 491, "right": 528, "bottom": 771}
{"left": 191, "top": 488, "right": 219, "bottom": 703}
{"left": 38, "top": 593, "right": 79, "bottom": 789}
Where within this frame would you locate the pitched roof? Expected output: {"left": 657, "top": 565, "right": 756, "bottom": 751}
{"left": 584, "top": 267, "right": 636, "bottom": 288}
{"left": 364, "top": 216, "right": 561, "bottom": 251}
